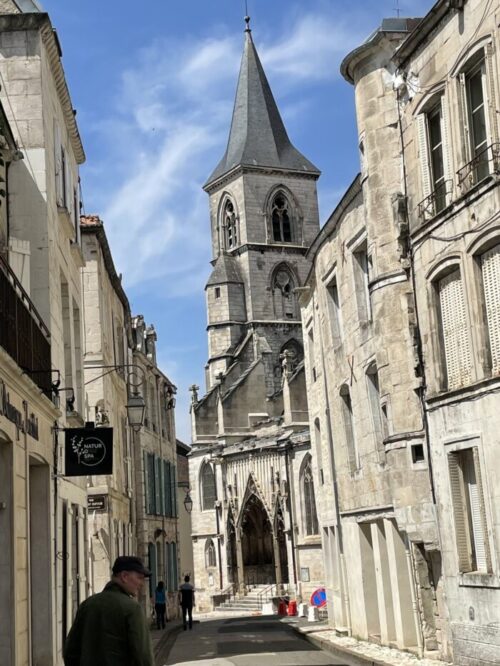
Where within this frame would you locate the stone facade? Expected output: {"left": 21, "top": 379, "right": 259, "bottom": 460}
{"left": 177, "top": 440, "right": 194, "bottom": 580}
{"left": 132, "top": 316, "right": 180, "bottom": 621}
{"left": 190, "top": 25, "right": 324, "bottom": 613}
{"left": 395, "top": 1, "right": 500, "bottom": 663}
{"left": 0, "top": 8, "right": 88, "bottom": 665}
{"left": 81, "top": 215, "right": 136, "bottom": 595}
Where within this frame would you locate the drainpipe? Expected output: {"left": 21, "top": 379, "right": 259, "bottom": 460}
{"left": 23, "top": 401, "right": 32, "bottom": 665}
{"left": 284, "top": 446, "right": 298, "bottom": 588}
{"left": 405, "top": 536, "right": 424, "bottom": 657}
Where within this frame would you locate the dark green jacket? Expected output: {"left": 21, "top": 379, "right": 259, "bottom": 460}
{"left": 63, "top": 582, "right": 154, "bottom": 666}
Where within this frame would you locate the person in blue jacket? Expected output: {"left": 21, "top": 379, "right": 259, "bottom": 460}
{"left": 154, "top": 581, "right": 167, "bottom": 629}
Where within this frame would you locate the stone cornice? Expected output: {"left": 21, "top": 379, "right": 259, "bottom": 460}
{"left": 204, "top": 163, "right": 319, "bottom": 194}
{"left": 0, "top": 13, "right": 85, "bottom": 164}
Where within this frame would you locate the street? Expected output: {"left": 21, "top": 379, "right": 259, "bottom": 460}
{"left": 162, "top": 616, "right": 352, "bottom": 666}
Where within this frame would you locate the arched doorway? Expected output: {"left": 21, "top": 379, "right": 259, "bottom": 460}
{"left": 240, "top": 494, "right": 274, "bottom": 585}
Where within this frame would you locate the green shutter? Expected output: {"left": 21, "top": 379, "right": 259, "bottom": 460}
{"left": 154, "top": 457, "right": 161, "bottom": 515}
{"left": 170, "top": 464, "right": 177, "bottom": 518}
{"left": 143, "top": 451, "right": 148, "bottom": 514}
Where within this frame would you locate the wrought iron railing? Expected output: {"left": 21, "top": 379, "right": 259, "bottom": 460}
{"left": 457, "top": 142, "right": 500, "bottom": 194}
{"left": 417, "top": 179, "right": 452, "bottom": 221}
{"left": 0, "top": 254, "right": 51, "bottom": 396}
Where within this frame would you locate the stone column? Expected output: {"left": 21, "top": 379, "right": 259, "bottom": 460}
{"left": 384, "top": 518, "right": 419, "bottom": 649}
{"left": 371, "top": 520, "right": 396, "bottom": 645}
{"left": 235, "top": 526, "right": 245, "bottom": 595}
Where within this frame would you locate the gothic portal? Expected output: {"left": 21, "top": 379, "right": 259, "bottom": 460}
{"left": 189, "top": 17, "right": 324, "bottom": 610}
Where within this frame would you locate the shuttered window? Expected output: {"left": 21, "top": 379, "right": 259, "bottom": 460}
{"left": 438, "top": 270, "right": 472, "bottom": 389}
{"left": 481, "top": 244, "right": 500, "bottom": 374}
{"left": 417, "top": 113, "right": 432, "bottom": 200}
{"left": 170, "top": 463, "right": 177, "bottom": 517}
{"left": 163, "top": 460, "right": 172, "bottom": 517}
{"left": 448, "top": 448, "right": 491, "bottom": 573}
{"left": 145, "top": 452, "right": 156, "bottom": 515}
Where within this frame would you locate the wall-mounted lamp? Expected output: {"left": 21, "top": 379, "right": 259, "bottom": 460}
{"left": 183, "top": 491, "right": 193, "bottom": 514}
{"left": 126, "top": 393, "right": 146, "bottom": 431}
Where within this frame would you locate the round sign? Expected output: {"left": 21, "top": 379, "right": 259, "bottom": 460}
{"left": 70, "top": 434, "right": 107, "bottom": 467}
{"left": 310, "top": 587, "right": 327, "bottom": 608}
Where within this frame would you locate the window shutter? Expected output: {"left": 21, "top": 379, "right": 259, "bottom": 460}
{"left": 172, "top": 543, "right": 178, "bottom": 589}
{"left": 481, "top": 244, "right": 500, "bottom": 374}
{"left": 154, "top": 456, "right": 161, "bottom": 515}
{"left": 164, "top": 542, "right": 169, "bottom": 584}
{"left": 158, "top": 458, "right": 164, "bottom": 516}
{"left": 485, "top": 43, "right": 499, "bottom": 145}
{"left": 438, "top": 270, "right": 472, "bottom": 389}
{"left": 65, "top": 157, "right": 72, "bottom": 212}
{"left": 163, "top": 460, "right": 169, "bottom": 517}
{"left": 448, "top": 452, "right": 472, "bottom": 572}
{"left": 471, "top": 447, "right": 491, "bottom": 572}
{"left": 440, "top": 96, "right": 453, "bottom": 202}
{"left": 143, "top": 451, "right": 149, "bottom": 514}
{"left": 170, "top": 464, "right": 177, "bottom": 517}
{"left": 458, "top": 73, "right": 471, "bottom": 163}
{"left": 54, "top": 120, "right": 64, "bottom": 206}
{"left": 416, "top": 113, "right": 432, "bottom": 199}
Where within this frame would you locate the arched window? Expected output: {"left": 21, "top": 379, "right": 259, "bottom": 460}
{"left": 271, "top": 193, "right": 292, "bottom": 242}
{"left": 301, "top": 456, "right": 319, "bottom": 536}
{"left": 200, "top": 463, "right": 216, "bottom": 511}
{"left": 272, "top": 266, "right": 297, "bottom": 319}
{"left": 222, "top": 199, "right": 238, "bottom": 250}
{"left": 205, "top": 539, "right": 216, "bottom": 568}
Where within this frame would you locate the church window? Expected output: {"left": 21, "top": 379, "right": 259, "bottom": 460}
{"left": 215, "top": 287, "right": 221, "bottom": 299}
{"left": 272, "top": 266, "right": 297, "bottom": 319}
{"left": 201, "top": 463, "right": 216, "bottom": 511}
{"left": 223, "top": 199, "right": 238, "bottom": 250}
{"left": 301, "top": 456, "right": 319, "bottom": 536}
{"left": 205, "top": 539, "right": 216, "bottom": 568}
{"left": 272, "top": 194, "right": 293, "bottom": 243}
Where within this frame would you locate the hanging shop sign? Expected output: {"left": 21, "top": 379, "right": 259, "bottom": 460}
{"left": 88, "top": 494, "right": 108, "bottom": 512}
{"left": 0, "top": 379, "right": 39, "bottom": 440}
{"left": 65, "top": 427, "right": 113, "bottom": 476}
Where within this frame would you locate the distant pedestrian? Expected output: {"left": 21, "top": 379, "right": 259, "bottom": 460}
{"left": 178, "top": 575, "right": 195, "bottom": 630}
{"left": 154, "top": 580, "right": 167, "bottom": 629}
{"left": 63, "top": 555, "right": 154, "bottom": 666}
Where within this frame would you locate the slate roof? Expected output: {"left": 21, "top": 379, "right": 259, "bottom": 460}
{"left": 206, "top": 253, "right": 244, "bottom": 287}
{"left": 204, "top": 28, "right": 320, "bottom": 189}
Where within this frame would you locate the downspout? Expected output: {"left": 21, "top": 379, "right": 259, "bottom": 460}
{"left": 316, "top": 294, "right": 352, "bottom": 633}
{"left": 284, "top": 446, "right": 298, "bottom": 588}
{"left": 52, "top": 420, "right": 59, "bottom": 657}
{"left": 23, "top": 401, "right": 32, "bottom": 665}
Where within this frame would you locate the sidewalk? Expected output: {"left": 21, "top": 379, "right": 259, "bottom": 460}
{"left": 151, "top": 620, "right": 183, "bottom": 665}
{"left": 287, "top": 618, "right": 447, "bottom": 666}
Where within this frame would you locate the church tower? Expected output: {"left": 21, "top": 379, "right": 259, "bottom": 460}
{"left": 203, "top": 17, "right": 321, "bottom": 391}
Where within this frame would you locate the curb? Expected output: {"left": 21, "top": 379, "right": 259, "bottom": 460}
{"left": 154, "top": 621, "right": 183, "bottom": 663}
{"left": 290, "top": 624, "right": 399, "bottom": 666}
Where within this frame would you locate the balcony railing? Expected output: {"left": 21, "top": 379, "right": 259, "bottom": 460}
{"left": 457, "top": 142, "right": 500, "bottom": 194}
{"left": 0, "top": 254, "right": 52, "bottom": 396}
{"left": 418, "top": 179, "right": 453, "bottom": 221}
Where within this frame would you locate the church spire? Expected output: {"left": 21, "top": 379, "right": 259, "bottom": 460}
{"left": 204, "top": 22, "right": 320, "bottom": 189}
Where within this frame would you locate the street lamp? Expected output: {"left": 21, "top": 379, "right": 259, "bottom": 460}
{"left": 126, "top": 393, "right": 146, "bottom": 431}
{"left": 183, "top": 491, "right": 193, "bottom": 514}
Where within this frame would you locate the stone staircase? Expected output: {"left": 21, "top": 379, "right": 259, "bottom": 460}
{"left": 214, "top": 586, "right": 269, "bottom": 613}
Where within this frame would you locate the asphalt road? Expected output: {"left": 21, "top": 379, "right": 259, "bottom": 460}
{"left": 161, "top": 615, "right": 353, "bottom": 666}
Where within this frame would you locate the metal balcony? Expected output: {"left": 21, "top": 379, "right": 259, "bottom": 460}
{"left": 417, "top": 179, "right": 452, "bottom": 222}
{"left": 457, "top": 142, "right": 500, "bottom": 194}
{"left": 0, "top": 254, "right": 52, "bottom": 396}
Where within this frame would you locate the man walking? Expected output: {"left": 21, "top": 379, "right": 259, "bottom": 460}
{"left": 63, "top": 556, "right": 154, "bottom": 666}
{"left": 178, "top": 575, "right": 195, "bottom": 630}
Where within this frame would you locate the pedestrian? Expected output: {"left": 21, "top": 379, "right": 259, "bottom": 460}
{"left": 63, "top": 555, "right": 154, "bottom": 666}
{"left": 154, "top": 580, "right": 167, "bottom": 629}
{"left": 178, "top": 575, "right": 195, "bottom": 630}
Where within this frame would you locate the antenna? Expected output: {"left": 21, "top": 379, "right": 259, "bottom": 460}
{"left": 394, "top": 0, "right": 401, "bottom": 18}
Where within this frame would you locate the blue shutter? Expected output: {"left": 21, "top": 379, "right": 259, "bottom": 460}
{"left": 154, "top": 457, "right": 161, "bottom": 515}
{"left": 163, "top": 460, "right": 169, "bottom": 517}
{"left": 170, "top": 464, "right": 176, "bottom": 518}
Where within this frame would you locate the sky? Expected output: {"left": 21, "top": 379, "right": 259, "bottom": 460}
{"left": 39, "top": 0, "right": 434, "bottom": 441}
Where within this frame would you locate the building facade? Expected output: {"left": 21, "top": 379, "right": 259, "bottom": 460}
{"left": 395, "top": 0, "right": 500, "bottom": 663}
{"left": 301, "top": 1, "right": 500, "bottom": 664}
{"left": 176, "top": 439, "right": 194, "bottom": 581}
{"left": 189, "top": 21, "right": 324, "bottom": 612}
{"left": 0, "top": 3, "right": 89, "bottom": 664}
{"left": 81, "top": 215, "right": 136, "bottom": 595}
{"left": 132, "top": 315, "right": 180, "bottom": 620}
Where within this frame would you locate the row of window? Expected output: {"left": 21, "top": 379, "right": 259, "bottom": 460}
{"left": 144, "top": 452, "right": 178, "bottom": 517}
{"left": 219, "top": 189, "right": 298, "bottom": 251}
{"left": 417, "top": 43, "right": 498, "bottom": 219}
{"left": 147, "top": 541, "right": 178, "bottom": 595}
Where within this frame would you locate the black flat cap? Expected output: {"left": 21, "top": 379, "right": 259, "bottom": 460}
{"left": 112, "top": 556, "right": 151, "bottom": 577}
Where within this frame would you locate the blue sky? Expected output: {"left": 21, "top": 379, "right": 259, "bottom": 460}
{"left": 41, "top": 0, "right": 433, "bottom": 441}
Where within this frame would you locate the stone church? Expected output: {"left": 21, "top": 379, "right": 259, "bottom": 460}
{"left": 189, "top": 18, "right": 324, "bottom": 611}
